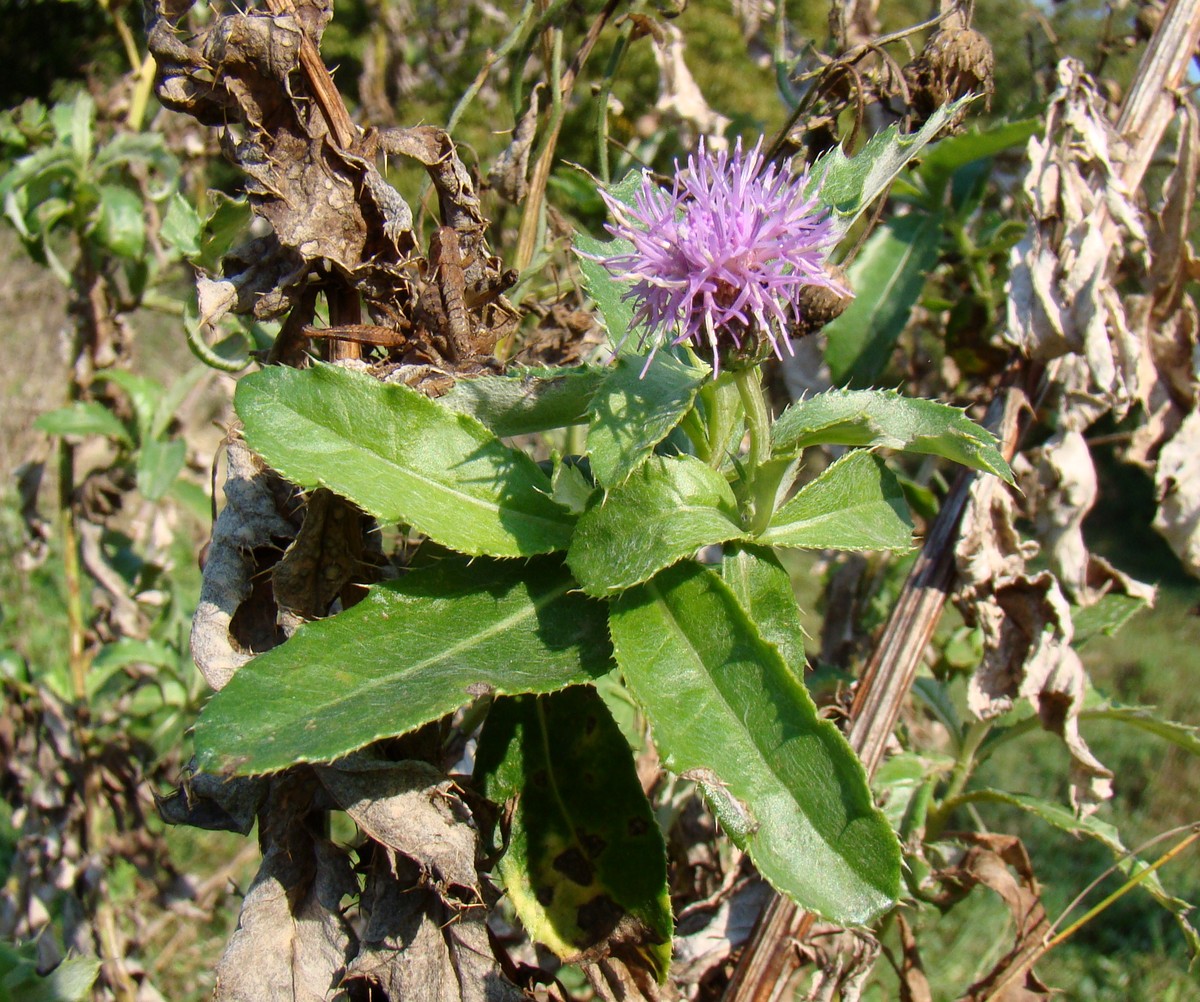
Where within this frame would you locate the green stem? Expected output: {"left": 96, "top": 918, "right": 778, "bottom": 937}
{"left": 127, "top": 53, "right": 156, "bottom": 132}
{"left": 735, "top": 367, "right": 770, "bottom": 474}
{"left": 925, "top": 719, "right": 991, "bottom": 840}
{"left": 595, "top": 21, "right": 632, "bottom": 183}
{"left": 734, "top": 367, "right": 776, "bottom": 534}
{"left": 59, "top": 439, "right": 88, "bottom": 705}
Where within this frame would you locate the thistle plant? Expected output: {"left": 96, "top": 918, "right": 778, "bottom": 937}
{"left": 188, "top": 97, "right": 1014, "bottom": 986}
{"left": 596, "top": 139, "right": 847, "bottom": 373}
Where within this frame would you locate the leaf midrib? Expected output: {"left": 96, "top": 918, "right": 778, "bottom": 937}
{"left": 639, "top": 576, "right": 869, "bottom": 878}
{"left": 225, "top": 578, "right": 576, "bottom": 745}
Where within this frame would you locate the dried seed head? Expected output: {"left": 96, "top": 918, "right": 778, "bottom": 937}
{"left": 794, "top": 264, "right": 853, "bottom": 334}
{"left": 905, "top": 14, "right": 995, "bottom": 123}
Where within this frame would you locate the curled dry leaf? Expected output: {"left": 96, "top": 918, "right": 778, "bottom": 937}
{"left": 1004, "top": 59, "right": 1147, "bottom": 414}
{"left": 892, "top": 912, "right": 932, "bottom": 1002}
{"left": 317, "top": 757, "right": 479, "bottom": 895}
{"left": 214, "top": 774, "right": 358, "bottom": 1002}
{"left": 1022, "top": 427, "right": 1099, "bottom": 600}
{"left": 272, "top": 488, "right": 380, "bottom": 623}
{"left": 796, "top": 925, "right": 880, "bottom": 1002}
{"left": 151, "top": 1, "right": 515, "bottom": 366}
{"left": 314, "top": 755, "right": 523, "bottom": 1001}
{"left": 488, "top": 85, "right": 540, "bottom": 204}
{"left": 672, "top": 879, "right": 771, "bottom": 992}
{"left": 192, "top": 437, "right": 300, "bottom": 691}
{"left": 1021, "top": 430, "right": 1152, "bottom": 607}
{"left": 956, "top": 482, "right": 1114, "bottom": 814}
{"left": 1153, "top": 410, "right": 1200, "bottom": 577}
{"left": 343, "top": 850, "right": 522, "bottom": 1002}
{"left": 948, "top": 834, "right": 1051, "bottom": 1002}
{"left": 1120, "top": 103, "right": 1200, "bottom": 572}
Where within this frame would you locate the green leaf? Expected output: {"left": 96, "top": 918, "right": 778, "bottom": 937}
{"left": 771, "top": 388, "right": 1012, "bottom": 482}
{"left": 235, "top": 363, "right": 574, "bottom": 557}
{"left": 88, "top": 638, "right": 177, "bottom": 700}
{"left": 917, "top": 118, "right": 1040, "bottom": 200}
{"left": 34, "top": 401, "right": 132, "bottom": 445}
{"left": 610, "top": 562, "right": 900, "bottom": 923}
{"left": 62, "top": 90, "right": 94, "bottom": 165}
{"left": 475, "top": 687, "right": 672, "bottom": 979}
{"left": 587, "top": 352, "right": 707, "bottom": 488}
{"left": 0, "top": 146, "right": 77, "bottom": 203}
{"left": 0, "top": 942, "right": 100, "bottom": 1002}
{"left": 1080, "top": 704, "right": 1200, "bottom": 758}
{"left": 805, "top": 94, "right": 973, "bottom": 241}
{"left": 91, "top": 131, "right": 173, "bottom": 177}
{"left": 951, "top": 789, "right": 1199, "bottom": 954}
{"left": 551, "top": 458, "right": 597, "bottom": 515}
{"left": 137, "top": 437, "right": 186, "bottom": 502}
{"left": 1072, "top": 593, "right": 1149, "bottom": 646}
{"left": 94, "top": 183, "right": 145, "bottom": 259}
{"left": 823, "top": 212, "right": 943, "bottom": 386}
{"left": 719, "top": 544, "right": 807, "bottom": 676}
{"left": 151, "top": 366, "right": 209, "bottom": 440}
{"left": 196, "top": 192, "right": 253, "bottom": 273}
{"left": 194, "top": 557, "right": 613, "bottom": 775}
{"left": 95, "top": 369, "right": 163, "bottom": 442}
{"left": 161, "top": 192, "right": 202, "bottom": 258}
{"left": 760, "top": 451, "right": 914, "bottom": 552}
{"left": 567, "top": 455, "right": 744, "bottom": 596}
{"left": 576, "top": 232, "right": 644, "bottom": 350}
{"left": 438, "top": 366, "right": 605, "bottom": 436}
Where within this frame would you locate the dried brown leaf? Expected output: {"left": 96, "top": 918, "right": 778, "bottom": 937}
{"left": 956, "top": 483, "right": 1114, "bottom": 813}
{"left": 192, "top": 438, "right": 300, "bottom": 691}
{"left": 273, "top": 488, "right": 375, "bottom": 621}
{"left": 1004, "top": 59, "right": 1146, "bottom": 414}
{"left": 672, "top": 878, "right": 770, "bottom": 990}
{"left": 343, "top": 851, "right": 522, "bottom": 1002}
{"left": 954, "top": 482, "right": 1038, "bottom": 594}
{"left": 1153, "top": 409, "right": 1200, "bottom": 577}
{"left": 214, "top": 775, "right": 358, "bottom": 1002}
{"left": 318, "top": 757, "right": 479, "bottom": 895}
{"left": 796, "top": 925, "right": 880, "bottom": 1002}
{"left": 488, "top": 86, "right": 540, "bottom": 204}
{"left": 649, "top": 22, "right": 730, "bottom": 142}
{"left": 949, "top": 834, "right": 1051, "bottom": 1002}
{"left": 893, "top": 912, "right": 932, "bottom": 1002}
{"left": 1024, "top": 431, "right": 1096, "bottom": 602}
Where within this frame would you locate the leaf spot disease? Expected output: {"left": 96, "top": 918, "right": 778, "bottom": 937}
{"left": 575, "top": 894, "right": 623, "bottom": 940}
{"left": 552, "top": 847, "right": 594, "bottom": 886}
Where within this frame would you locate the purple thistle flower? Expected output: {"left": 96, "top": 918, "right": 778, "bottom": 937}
{"left": 597, "top": 139, "right": 847, "bottom": 373}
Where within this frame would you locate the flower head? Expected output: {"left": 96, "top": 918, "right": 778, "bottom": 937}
{"left": 597, "top": 139, "right": 847, "bottom": 373}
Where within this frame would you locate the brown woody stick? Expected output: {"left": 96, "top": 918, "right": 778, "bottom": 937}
{"left": 722, "top": 4, "right": 1200, "bottom": 1000}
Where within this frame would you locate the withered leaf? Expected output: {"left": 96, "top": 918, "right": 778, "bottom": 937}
{"left": 1004, "top": 59, "right": 1146, "bottom": 414}
{"left": 214, "top": 774, "right": 358, "bottom": 1002}
{"left": 192, "top": 438, "right": 300, "bottom": 691}
{"left": 343, "top": 851, "right": 522, "bottom": 1002}
{"left": 317, "top": 757, "right": 479, "bottom": 895}
{"left": 956, "top": 480, "right": 1114, "bottom": 814}
{"left": 1153, "top": 409, "right": 1200, "bottom": 577}
{"left": 951, "top": 834, "right": 1051, "bottom": 1002}
{"left": 649, "top": 21, "right": 731, "bottom": 141}
{"left": 488, "top": 85, "right": 540, "bottom": 204}
{"left": 273, "top": 488, "right": 374, "bottom": 621}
